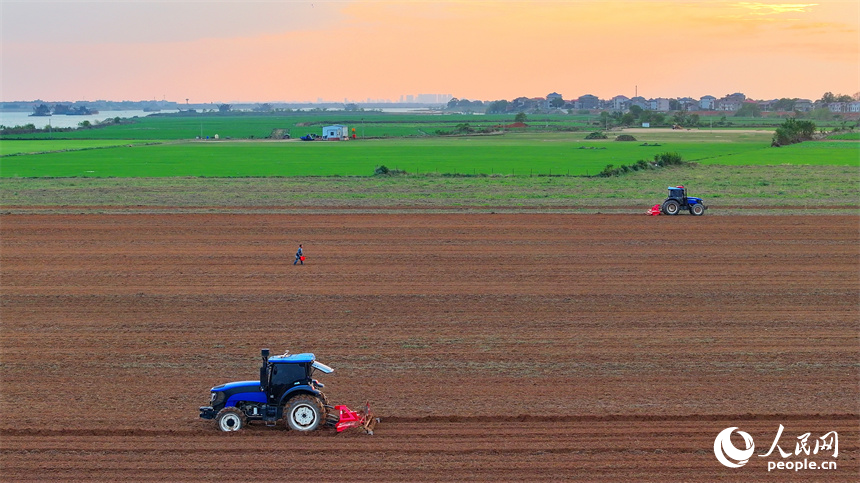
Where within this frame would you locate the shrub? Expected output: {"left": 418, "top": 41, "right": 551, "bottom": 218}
{"left": 615, "top": 134, "right": 637, "bottom": 141}
{"left": 598, "top": 152, "right": 688, "bottom": 177}
{"left": 373, "top": 165, "right": 407, "bottom": 176}
{"left": 585, "top": 131, "right": 607, "bottom": 139}
{"left": 772, "top": 118, "right": 816, "bottom": 146}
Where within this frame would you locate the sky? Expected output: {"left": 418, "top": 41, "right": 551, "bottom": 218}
{"left": 1, "top": 0, "right": 858, "bottom": 103}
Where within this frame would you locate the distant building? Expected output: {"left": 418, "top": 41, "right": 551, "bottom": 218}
{"left": 577, "top": 94, "right": 600, "bottom": 110}
{"left": 699, "top": 95, "right": 716, "bottom": 110}
{"left": 650, "top": 98, "right": 671, "bottom": 112}
{"left": 610, "top": 95, "right": 629, "bottom": 111}
{"left": 828, "top": 102, "right": 847, "bottom": 113}
{"left": 546, "top": 92, "right": 563, "bottom": 108}
{"left": 759, "top": 99, "right": 778, "bottom": 112}
{"left": 679, "top": 97, "right": 698, "bottom": 111}
{"left": 630, "top": 96, "right": 648, "bottom": 110}
{"left": 322, "top": 125, "right": 348, "bottom": 140}
{"left": 794, "top": 99, "right": 813, "bottom": 112}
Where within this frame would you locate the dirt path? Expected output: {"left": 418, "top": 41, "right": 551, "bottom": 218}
{"left": 1, "top": 213, "right": 857, "bottom": 481}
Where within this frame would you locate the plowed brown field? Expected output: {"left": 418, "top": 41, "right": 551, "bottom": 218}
{"left": 1, "top": 213, "right": 857, "bottom": 481}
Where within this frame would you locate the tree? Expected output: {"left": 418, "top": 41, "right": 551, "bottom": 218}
{"left": 735, "top": 102, "right": 762, "bottom": 117}
{"left": 514, "top": 112, "right": 528, "bottom": 123}
{"left": 599, "top": 111, "right": 613, "bottom": 129}
{"left": 454, "top": 123, "right": 474, "bottom": 134}
{"left": 485, "top": 100, "right": 509, "bottom": 114}
{"left": 669, "top": 99, "right": 682, "bottom": 111}
{"left": 218, "top": 104, "right": 231, "bottom": 112}
{"left": 819, "top": 92, "right": 836, "bottom": 105}
{"left": 810, "top": 108, "right": 834, "bottom": 121}
{"left": 628, "top": 105, "right": 643, "bottom": 119}
{"left": 447, "top": 98, "right": 459, "bottom": 109}
{"left": 549, "top": 97, "right": 565, "bottom": 108}
{"left": 620, "top": 112, "right": 635, "bottom": 126}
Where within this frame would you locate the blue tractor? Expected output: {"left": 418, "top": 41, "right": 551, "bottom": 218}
{"left": 661, "top": 185, "right": 707, "bottom": 216}
{"left": 200, "top": 349, "right": 336, "bottom": 432}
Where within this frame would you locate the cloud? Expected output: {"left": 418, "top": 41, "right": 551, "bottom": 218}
{"left": 732, "top": 2, "right": 819, "bottom": 15}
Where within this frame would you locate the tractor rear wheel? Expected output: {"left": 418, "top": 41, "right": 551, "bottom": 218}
{"left": 690, "top": 203, "right": 705, "bottom": 216}
{"left": 285, "top": 395, "right": 323, "bottom": 432}
{"left": 215, "top": 407, "right": 246, "bottom": 432}
{"left": 662, "top": 200, "right": 680, "bottom": 215}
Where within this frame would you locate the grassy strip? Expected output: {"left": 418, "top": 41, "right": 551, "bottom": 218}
{"left": 0, "top": 140, "right": 158, "bottom": 156}
{"left": 2, "top": 164, "right": 857, "bottom": 208}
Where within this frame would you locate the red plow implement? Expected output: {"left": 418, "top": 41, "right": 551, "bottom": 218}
{"left": 333, "top": 402, "right": 378, "bottom": 435}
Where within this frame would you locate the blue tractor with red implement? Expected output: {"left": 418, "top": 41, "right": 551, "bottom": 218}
{"left": 199, "top": 349, "right": 377, "bottom": 434}
{"left": 660, "top": 185, "right": 707, "bottom": 216}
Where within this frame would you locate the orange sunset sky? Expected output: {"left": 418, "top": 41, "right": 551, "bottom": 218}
{"left": 1, "top": 0, "right": 858, "bottom": 103}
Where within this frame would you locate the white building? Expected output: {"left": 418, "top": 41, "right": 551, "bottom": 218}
{"left": 699, "top": 95, "right": 716, "bottom": 110}
{"left": 610, "top": 95, "right": 629, "bottom": 111}
{"left": 322, "top": 125, "right": 348, "bottom": 140}
{"left": 650, "top": 98, "right": 671, "bottom": 112}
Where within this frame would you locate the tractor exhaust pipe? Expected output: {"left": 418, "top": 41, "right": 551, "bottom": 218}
{"left": 260, "top": 349, "right": 270, "bottom": 389}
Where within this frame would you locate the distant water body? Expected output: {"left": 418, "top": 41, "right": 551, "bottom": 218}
{"left": 1, "top": 107, "right": 452, "bottom": 131}
{"left": 0, "top": 110, "right": 180, "bottom": 129}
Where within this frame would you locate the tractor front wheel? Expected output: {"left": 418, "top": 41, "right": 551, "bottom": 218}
{"left": 215, "top": 407, "right": 246, "bottom": 432}
{"left": 662, "top": 200, "right": 680, "bottom": 215}
{"left": 690, "top": 203, "right": 705, "bottom": 216}
{"left": 285, "top": 395, "right": 323, "bottom": 432}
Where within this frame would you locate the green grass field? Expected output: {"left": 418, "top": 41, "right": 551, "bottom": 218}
{"left": 3, "top": 111, "right": 851, "bottom": 141}
{"left": 1, "top": 113, "right": 857, "bottom": 210}
{"left": 1, "top": 131, "right": 856, "bottom": 178}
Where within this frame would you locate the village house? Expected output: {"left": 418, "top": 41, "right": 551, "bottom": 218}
{"left": 546, "top": 92, "right": 563, "bottom": 109}
{"left": 650, "top": 98, "right": 672, "bottom": 112}
{"left": 828, "top": 102, "right": 847, "bottom": 113}
{"left": 577, "top": 94, "right": 600, "bottom": 110}
{"left": 610, "top": 95, "right": 630, "bottom": 111}
{"left": 794, "top": 99, "right": 813, "bottom": 112}
{"left": 629, "top": 96, "right": 648, "bottom": 110}
{"left": 679, "top": 97, "right": 698, "bottom": 111}
{"left": 699, "top": 95, "right": 716, "bottom": 110}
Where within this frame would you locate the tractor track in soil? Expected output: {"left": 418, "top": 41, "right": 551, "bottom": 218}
{"left": 1, "top": 212, "right": 857, "bottom": 481}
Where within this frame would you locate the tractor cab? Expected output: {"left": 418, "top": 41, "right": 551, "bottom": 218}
{"left": 260, "top": 350, "right": 333, "bottom": 405}
{"left": 667, "top": 186, "right": 687, "bottom": 202}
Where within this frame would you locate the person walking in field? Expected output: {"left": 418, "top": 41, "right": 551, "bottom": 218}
{"left": 294, "top": 244, "right": 304, "bottom": 265}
